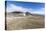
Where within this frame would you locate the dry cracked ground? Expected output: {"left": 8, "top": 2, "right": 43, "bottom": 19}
{"left": 5, "top": 14, "right": 45, "bottom": 30}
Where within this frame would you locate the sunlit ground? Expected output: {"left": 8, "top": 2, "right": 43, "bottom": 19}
{"left": 6, "top": 14, "right": 45, "bottom": 30}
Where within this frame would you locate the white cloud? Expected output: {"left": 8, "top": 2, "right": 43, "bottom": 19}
{"left": 7, "top": 4, "right": 32, "bottom": 12}
{"left": 7, "top": 4, "right": 45, "bottom": 15}
{"left": 31, "top": 8, "right": 45, "bottom": 15}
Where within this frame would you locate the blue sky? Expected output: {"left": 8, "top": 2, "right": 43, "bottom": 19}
{"left": 6, "top": 1, "right": 45, "bottom": 15}
{"left": 7, "top": 1, "right": 44, "bottom": 9}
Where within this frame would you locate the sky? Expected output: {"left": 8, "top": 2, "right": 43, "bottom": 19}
{"left": 5, "top": 1, "right": 45, "bottom": 15}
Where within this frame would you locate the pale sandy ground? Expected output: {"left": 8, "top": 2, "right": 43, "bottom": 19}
{"left": 6, "top": 14, "right": 44, "bottom": 30}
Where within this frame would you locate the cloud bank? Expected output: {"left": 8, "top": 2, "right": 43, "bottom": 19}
{"left": 7, "top": 4, "right": 45, "bottom": 15}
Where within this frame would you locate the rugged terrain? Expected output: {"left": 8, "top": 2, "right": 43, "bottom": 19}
{"left": 6, "top": 13, "right": 45, "bottom": 30}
